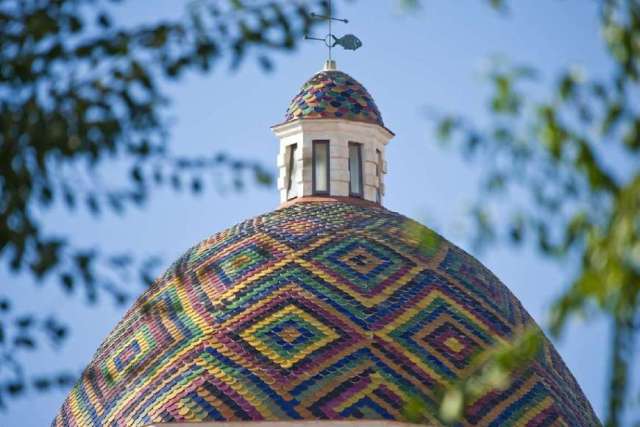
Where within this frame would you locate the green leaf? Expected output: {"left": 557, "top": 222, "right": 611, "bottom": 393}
{"left": 440, "top": 388, "right": 464, "bottom": 422}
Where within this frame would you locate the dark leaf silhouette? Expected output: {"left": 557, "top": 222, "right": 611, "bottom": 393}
{"left": 0, "top": 0, "right": 328, "bottom": 410}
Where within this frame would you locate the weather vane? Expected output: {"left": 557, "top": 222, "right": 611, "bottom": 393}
{"left": 304, "top": 0, "right": 363, "bottom": 63}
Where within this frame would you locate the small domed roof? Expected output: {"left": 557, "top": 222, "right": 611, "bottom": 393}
{"left": 284, "top": 70, "right": 384, "bottom": 127}
{"left": 54, "top": 201, "right": 598, "bottom": 426}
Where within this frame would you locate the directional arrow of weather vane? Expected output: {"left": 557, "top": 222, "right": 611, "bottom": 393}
{"left": 305, "top": 7, "right": 363, "bottom": 61}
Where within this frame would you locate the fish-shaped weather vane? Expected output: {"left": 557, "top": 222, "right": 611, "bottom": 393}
{"left": 331, "top": 34, "right": 363, "bottom": 51}
{"left": 304, "top": 1, "right": 363, "bottom": 61}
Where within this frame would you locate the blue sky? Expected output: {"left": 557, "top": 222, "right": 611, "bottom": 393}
{"left": 0, "top": 0, "right": 629, "bottom": 425}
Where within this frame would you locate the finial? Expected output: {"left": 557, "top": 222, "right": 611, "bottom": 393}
{"left": 305, "top": 0, "right": 363, "bottom": 63}
{"left": 324, "top": 59, "right": 337, "bottom": 71}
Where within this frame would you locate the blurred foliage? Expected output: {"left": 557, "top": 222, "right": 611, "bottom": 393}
{"left": 0, "top": 296, "right": 74, "bottom": 409}
{"left": 399, "top": 0, "right": 506, "bottom": 12}
{"left": 416, "top": 0, "right": 640, "bottom": 425}
{"left": 0, "top": 0, "right": 329, "bottom": 408}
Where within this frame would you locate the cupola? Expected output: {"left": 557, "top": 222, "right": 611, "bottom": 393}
{"left": 272, "top": 61, "right": 394, "bottom": 205}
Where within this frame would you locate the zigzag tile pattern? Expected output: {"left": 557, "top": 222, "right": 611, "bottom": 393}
{"left": 53, "top": 202, "right": 599, "bottom": 426}
{"left": 284, "top": 71, "right": 384, "bottom": 127}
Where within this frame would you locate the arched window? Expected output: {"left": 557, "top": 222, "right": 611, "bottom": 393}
{"left": 349, "top": 142, "right": 363, "bottom": 197}
{"left": 312, "top": 140, "right": 330, "bottom": 195}
{"left": 286, "top": 144, "right": 298, "bottom": 200}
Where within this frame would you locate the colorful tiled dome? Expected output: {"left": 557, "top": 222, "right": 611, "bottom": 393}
{"left": 284, "top": 70, "right": 384, "bottom": 127}
{"left": 54, "top": 202, "right": 598, "bottom": 426}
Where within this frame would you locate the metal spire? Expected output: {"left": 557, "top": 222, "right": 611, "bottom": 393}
{"left": 305, "top": 0, "right": 362, "bottom": 68}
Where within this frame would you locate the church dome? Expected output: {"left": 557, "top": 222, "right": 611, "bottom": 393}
{"left": 54, "top": 202, "right": 598, "bottom": 426}
{"left": 283, "top": 69, "right": 384, "bottom": 127}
